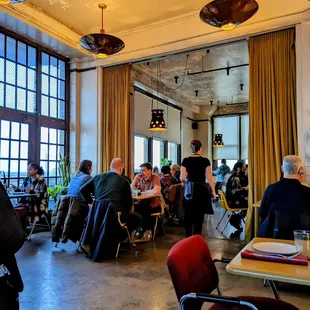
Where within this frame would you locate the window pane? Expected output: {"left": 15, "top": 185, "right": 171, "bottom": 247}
{"left": 50, "top": 77, "right": 57, "bottom": 97}
{"left": 58, "top": 80, "right": 65, "bottom": 99}
{"left": 0, "top": 83, "right": 4, "bottom": 107}
{"left": 10, "top": 160, "right": 19, "bottom": 178}
{"left": 168, "top": 142, "right": 178, "bottom": 165}
{"left": 42, "top": 53, "right": 49, "bottom": 74}
{"left": 241, "top": 115, "right": 249, "bottom": 160}
{"left": 49, "top": 144, "right": 57, "bottom": 160}
{"left": 0, "top": 33, "right": 4, "bottom": 57}
{"left": 41, "top": 127, "right": 48, "bottom": 143}
{"left": 19, "top": 160, "right": 28, "bottom": 177}
{"left": 6, "top": 85, "right": 16, "bottom": 109}
{"left": 49, "top": 161, "right": 57, "bottom": 176}
{"left": 20, "top": 142, "right": 28, "bottom": 159}
{"left": 28, "top": 69, "right": 36, "bottom": 91}
{"left": 40, "top": 144, "right": 48, "bottom": 160}
{"left": 58, "top": 100, "right": 65, "bottom": 120}
{"left": 58, "top": 130, "right": 65, "bottom": 145}
{"left": 49, "top": 128, "right": 57, "bottom": 144}
{"left": 134, "top": 135, "right": 148, "bottom": 171}
{"left": 58, "top": 146, "right": 64, "bottom": 160}
{"left": 27, "top": 91, "right": 35, "bottom": 113}
{"left": 6, "top": 37, "right": 16, "bottom": 61}
{"left": 1, "top": 120, "right": 10, "bottom": 138}
{"left": 0, "top": 140, "right": 9, "bottom": 158}
{"left": 41, "top": 95, "right": 49, "bottom": 116}
{"left": 58, "top": 60, "right": 65, "bottom": 80}
{"left": 50, "top": 57, "right": 57, "bottom": 77}
{"left": 0, "top": 159, "right": 9, "bottom": 175}
{"left": 50, "top": 98, "right": 57, "bottom": 118}
{"left": 41, "top": 74, "right": 49, "bottom": 95}
{"left": 28, "top": 46, "right": 36, "bottom": 69}
{"left": 21, "top": 124, "right": 29, "bottom": 141}
{"left": 17, "top": 42, "right": 27, "bottom": 65}
{"left": 40, "top": 161, "right": 48, "bottom": 176}
{"left": 11, "top": 122, "right": 20, "bottom": 140}
{"left": 48, "top": 178, "right": 56, "bottom": 187}
{"left": 0, "top": 58, "right": 4, "bottom": 82}
{"left": 17, "top": 65, "right": 26, "bottom": 88}
{"left": 152, "top": 139, "right": 164, "bottom": 169}
{"left": 6, "top": 61, "right": 16, "bottom": 85}
{"left": 17, "top": 88, "right": 26, "bottom": 111}
{"left": 10, "top": 141, "right": 19, "bottom": 158}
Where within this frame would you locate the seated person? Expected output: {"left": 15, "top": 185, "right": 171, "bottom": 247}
{"left": 226, "top": 162, "right": 248, "bottom": 232}
{"left": 160, "top": 165, "right": 178, "bottom": 203}
{"left": 259, "top": 155, "right": 310, "bottom": 239}
{"left": 152, "top": 166, "right": 160, "bottom": 177}
{"left": 131, "top": 163, "right": 161, "bottom": 238}
{"left": 67, "top": 160, "right": 92, "bottom": 203}
{"left": 13, "top": 163, "right": 48, "bottom": 229}
{"left": 171, "top": 164, "right": 181, "bottom": 183}
{"left": 80, "top": 158, "right": 141, "bottom": 235}
{"left": 213, "top": 159, "right": 231, "bottom": 193}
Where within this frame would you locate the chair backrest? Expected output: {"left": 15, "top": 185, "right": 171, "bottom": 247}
{"left": 167, "top": 235, "right": 219, "bottom": 300}
{"left": 218, "top": 190, "right": 229, "bottom": 210}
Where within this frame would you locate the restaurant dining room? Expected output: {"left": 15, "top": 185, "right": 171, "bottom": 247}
{"left": 1, "top": 0, "right": 310, "bottom": 310}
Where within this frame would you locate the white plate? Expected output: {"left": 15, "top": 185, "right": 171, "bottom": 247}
{"left": 253, "top": 242, "right": 298, "bottom": 255}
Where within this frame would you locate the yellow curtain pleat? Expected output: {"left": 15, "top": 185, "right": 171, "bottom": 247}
{"left": 245, "top": 29, "right": 298, "bottom": 242}
{"left": 100, "top": 64, "right": 133, "bottom": 178}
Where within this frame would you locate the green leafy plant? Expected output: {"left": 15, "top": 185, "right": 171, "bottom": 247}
{"left": 161, "top": 158, "right": 172, "bottom": 167}
{"left": 58, "top": 153, "right": 71, "bottom": 187}
{"left": 47, "top": 185, "right": 67, "bottom": 202}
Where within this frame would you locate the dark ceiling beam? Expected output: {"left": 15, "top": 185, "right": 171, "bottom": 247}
{"left": 225, "top": 101, "right": 249, "bottom": 106}
{"left": 187, "top": 63, "right": 248, "bottom": 76}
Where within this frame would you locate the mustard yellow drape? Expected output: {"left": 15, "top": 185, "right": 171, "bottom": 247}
{"left": 245, "top": 29, "right": 298, "bottom": 242}
{"left": 101, "top": 64, "right": 133, "bottom": 178}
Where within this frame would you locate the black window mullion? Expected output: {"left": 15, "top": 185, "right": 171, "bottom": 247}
{"left": 8, "top": 121, "right": 11, "bottom": 184}
{"left": 14, "top": 41, "right": 17, "bottom": 110}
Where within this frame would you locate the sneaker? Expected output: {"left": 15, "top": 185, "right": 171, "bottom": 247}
{"left": 81, "top": 244, "right": 92, "bottom": 258}
{"left": 141, "top": 230, "right": 152, "bottom": 242}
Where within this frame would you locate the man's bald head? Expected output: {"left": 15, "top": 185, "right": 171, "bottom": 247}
{"left": 110, "top": 158, "right": 124, "bottom": 175}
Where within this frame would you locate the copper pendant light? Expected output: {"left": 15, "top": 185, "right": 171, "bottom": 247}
{"left": 200, "top": 0, "right": 259, "bottom": 31}
{"left": 80, "top": 3, "right": 125, "bottom": 58}
{"left": 149, "top": 109, "right": 167, "bottom": 132}
{"left": 0, "top": 0, "right": 25, "bottom": 4}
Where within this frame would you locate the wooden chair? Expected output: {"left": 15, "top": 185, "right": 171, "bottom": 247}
{"left": 116, "top": 212, "right": 135, "bottom": 258}
{"left": 151, "top": 193, "right": 167, "bottom": 241}
{"left": 216, "top": 190, "right": 247, "bottom": 234}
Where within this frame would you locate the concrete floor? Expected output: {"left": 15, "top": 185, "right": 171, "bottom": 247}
{"left": 17, "top": 205, "right": 310, "bottom": 310}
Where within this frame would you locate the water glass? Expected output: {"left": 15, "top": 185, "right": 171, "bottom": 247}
{"left": 294, "top": 230, "right": 310, "bottom": 258}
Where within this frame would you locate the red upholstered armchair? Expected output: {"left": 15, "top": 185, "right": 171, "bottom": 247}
{"left": 167, "top": 235, "right": 299, "bottom": 310}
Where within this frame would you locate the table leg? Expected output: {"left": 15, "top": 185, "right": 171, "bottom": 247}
{"left": 267, "top": 280, "right": 280, "bottom": 300}
{"left": 254, "top": 208, "right": 259, "bottom": 237}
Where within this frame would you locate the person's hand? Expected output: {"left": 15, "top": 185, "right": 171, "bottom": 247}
{"left": 134, "top": 174, "right": 142, "bottom": 182}
{"left": 25, "top": 187, "right": 31, "bottom": 193}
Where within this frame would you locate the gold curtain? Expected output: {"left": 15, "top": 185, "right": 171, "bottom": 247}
{"left": 101, "top": 64, "right": 133, "bottom": 178}
{"left": 245, "top": 29, "right": 298, "bottom": 242}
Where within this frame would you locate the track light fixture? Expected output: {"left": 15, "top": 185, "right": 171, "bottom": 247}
{"left": 174, "top": 76, "right": 179, "bottom": 84}
{"left": 240, "top": 83, "right": 244, "bottom": 91}
{"left": 195, "top": 90, "right": 199, "bottom": 97}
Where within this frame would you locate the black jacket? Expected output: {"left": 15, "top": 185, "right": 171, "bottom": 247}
{"left": 0, "top": 182, "right": 24, "bottom": 292}
{"left": 81, "top": 200, "right": 122, "bottom": 262}
{"left": 51, "top": 195, "right": 89, "bottom": 243}
{"left": 258, "top": 178, "right": 310, "bottom": 240}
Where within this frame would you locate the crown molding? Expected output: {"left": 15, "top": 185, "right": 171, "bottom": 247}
{"left": 1, "top": 2, "right": 89, "bottom": 56}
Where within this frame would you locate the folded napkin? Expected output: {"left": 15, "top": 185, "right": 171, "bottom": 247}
{"left": 241, "top": 250, "right": 309, "bottom": 266}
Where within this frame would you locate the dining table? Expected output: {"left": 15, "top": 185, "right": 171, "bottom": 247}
{"left": 8, "top": 192, "right": 37, "bottom": 200}
{"left": 226, "top": 237, "right": 310, "bottom": 299}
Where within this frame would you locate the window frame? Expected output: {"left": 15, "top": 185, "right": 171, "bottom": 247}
{"left": 0, "top": 26, "right": 70, "bottom": 186}
{"left": 134, "top": 134, "right": 149, "bottom": 173}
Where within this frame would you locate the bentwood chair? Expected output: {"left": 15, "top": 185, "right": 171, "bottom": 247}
{"left": 167, "top": 235, "right": 299, "bottom": 310}
{"left": 151, "top": 193, "right": 167, "bottom": 241}
{"left": 216, "top": 190, "right": 247, "bottom": 234}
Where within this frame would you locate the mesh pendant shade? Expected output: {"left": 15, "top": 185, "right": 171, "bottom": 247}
{"left": 149, "top": 109, "right": 167, "bottom": 131}
{"left": 0, "top": 0, "right": 25, "bottom": 3}
{"left": 200, "top": 0, "right": 259, "bottom": 31}
{"left": 80, "top": 33, "right": 125, "bottom": 57}
{"left": 213, "top": 134, "right": 224, "bottom": 147}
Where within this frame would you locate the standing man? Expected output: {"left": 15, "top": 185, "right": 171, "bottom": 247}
{"left": 213, "top": 159, "right": 231, "bottom": 193}
{"left": 0, "top": 182, "right": 25, "bottom": 309}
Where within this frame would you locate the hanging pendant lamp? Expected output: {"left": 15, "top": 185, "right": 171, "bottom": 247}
{"left": 200, "top": 0, "right": 259, "bottom": 31}
{"left": 149, "top": 109, "right": 167, "bottom": 132}
{"left": 0, "top": 0, "right": 25, "bottom": 4}
{"left": 213, "top": 134, "right": 224, "bottom": 147}
{"left": 80, "top": 3, "right": 125, "bottom": 58}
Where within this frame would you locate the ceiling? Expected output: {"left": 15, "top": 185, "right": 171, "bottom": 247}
{"left": 134, "top": 40, "right": 249, "bottom": 107}
{"left": 27, "top": 0, "right": 206, "bottom": 35}
{"left": 26, "top": 0, "right": 310, "bottom": 37}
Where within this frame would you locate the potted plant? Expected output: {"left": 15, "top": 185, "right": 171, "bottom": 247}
{"left": 161, "top": 158, "right": 172, "bottom": 167}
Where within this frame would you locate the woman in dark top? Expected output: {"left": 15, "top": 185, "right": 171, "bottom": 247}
{"left": 181, "top": 140, "right": 215, "bottom": 237}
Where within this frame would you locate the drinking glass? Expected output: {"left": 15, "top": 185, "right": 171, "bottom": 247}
{"left": 294, "top": 230, "right": 310, "bottom": 258}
